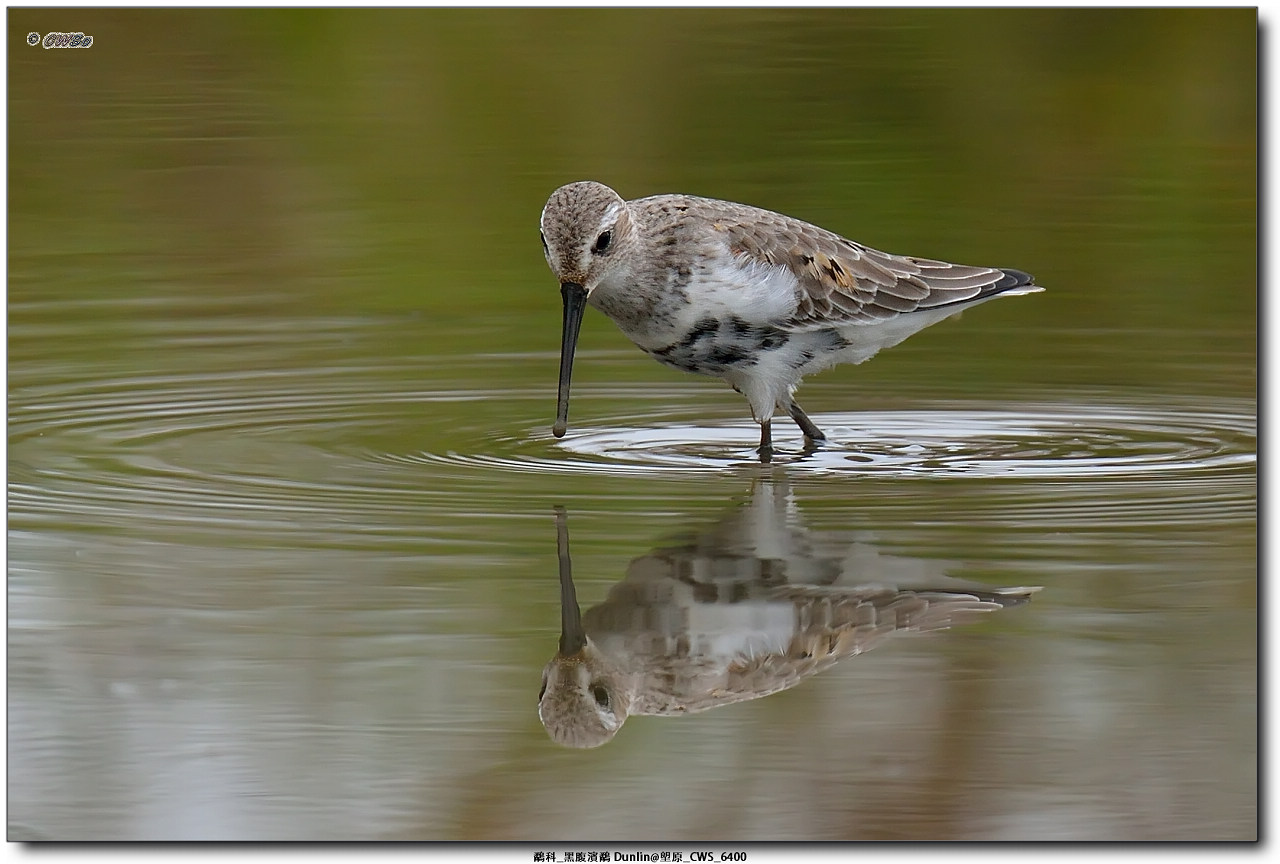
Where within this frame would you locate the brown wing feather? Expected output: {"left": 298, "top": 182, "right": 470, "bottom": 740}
{"left": 680, "top": 196, "right": 1016, "bottom": 330}
{"left": 651, "top": 590, "right": 1007, "bottom": 713}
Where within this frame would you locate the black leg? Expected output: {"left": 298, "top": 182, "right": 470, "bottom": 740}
{"left": 788, "top": 402, "right": 826, "bottom": 443}
{"left": 757, "top": 420, "right": 773, "bottom": 463}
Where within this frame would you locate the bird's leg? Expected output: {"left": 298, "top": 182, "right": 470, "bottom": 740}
{"left": 757, "top": 419, "right": 773, "bottom": 463}
{"left": 788, "top": 402, "right": 826, "bottom": 445}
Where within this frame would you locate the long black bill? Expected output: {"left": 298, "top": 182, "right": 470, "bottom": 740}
{"left": 553, "top": 281, "right": 588, "bottom": 438}
{"left": 555, "top": 506, "right": 587, "bottom": 656}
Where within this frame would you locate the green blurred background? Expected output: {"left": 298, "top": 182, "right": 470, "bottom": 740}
{"left": 9, "top": 8, "right": 1255, "bottom": 353}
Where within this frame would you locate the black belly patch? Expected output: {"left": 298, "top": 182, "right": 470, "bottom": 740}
{"left": 650, "top": 317, "right": 790, "bottom": 375}
{"left": 706, "top": 345, "right": 752, "bottom": 367}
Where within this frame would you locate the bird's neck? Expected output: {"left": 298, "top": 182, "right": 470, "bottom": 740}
{"left": 588, "top": 272, "right": 664, "bottom": 337}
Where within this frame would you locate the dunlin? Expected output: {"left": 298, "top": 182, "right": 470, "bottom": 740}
{"left": 538, "top": 487, "right": 1038, "bottom": 748}
{"left": 540, "top": 181, "right": 1042, "bottom": 458}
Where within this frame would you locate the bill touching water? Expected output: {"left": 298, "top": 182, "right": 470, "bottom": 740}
{"left": 540, "top": 181, "right": 1041, "bottom": 459}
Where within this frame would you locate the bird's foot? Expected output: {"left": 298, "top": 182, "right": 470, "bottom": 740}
{"left": 799, "top": 435, "right": 824, "bottom": 458}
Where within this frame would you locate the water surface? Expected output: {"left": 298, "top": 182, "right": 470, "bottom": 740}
{"left": 8, "top": 8, "right": 1256, "bottom": 842}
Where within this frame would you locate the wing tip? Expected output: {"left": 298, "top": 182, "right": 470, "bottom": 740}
{"left": 993, "top": 268, "right": 1044, "bottom": 295}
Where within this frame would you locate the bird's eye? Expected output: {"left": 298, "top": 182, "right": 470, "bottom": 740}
{"left": 540, "top": 231, "right": 549, "bottom": 254}
{"left": 590, "top": 685, "right": 610, "bottom": 709}
{"left": 592, "top": 230, "right": 613, "bottom": 255}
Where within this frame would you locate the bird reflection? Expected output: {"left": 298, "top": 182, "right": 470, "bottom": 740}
{"left": 538, "top": 479, "right": 1038, "bottom": 749}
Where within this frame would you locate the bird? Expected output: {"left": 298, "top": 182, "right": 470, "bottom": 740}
{"left": 539, "top": 181, "right": 1043, "bottom": 459}
{"left": 537, "top": 484, "right": 1039, "bottom": 749}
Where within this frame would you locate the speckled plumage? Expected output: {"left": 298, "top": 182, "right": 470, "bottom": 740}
{"left": 541, "top": 180, "right": 1043, "bottom": 456}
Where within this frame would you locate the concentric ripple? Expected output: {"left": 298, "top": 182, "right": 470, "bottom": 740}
{"left": 8, "top": 362, "right": 554, "bottom": 544}
{"left": 7, "top": 346, "right": 1256, "bottom": 542}
{"left": 545, "top": 400, "right": 1256, "bottom": 478}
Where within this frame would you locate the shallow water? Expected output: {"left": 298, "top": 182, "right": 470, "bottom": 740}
{"left": 8, "top": 8, "right": 1256, "bottom": 842}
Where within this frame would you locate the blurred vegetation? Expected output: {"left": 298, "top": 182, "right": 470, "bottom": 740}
{"left": 8, "top": 8, "right": 1255, "bottom": 375}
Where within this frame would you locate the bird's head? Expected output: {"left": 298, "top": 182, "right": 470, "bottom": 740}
{"left": 539, "top": 181, "right": 636, "bottom": 437}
